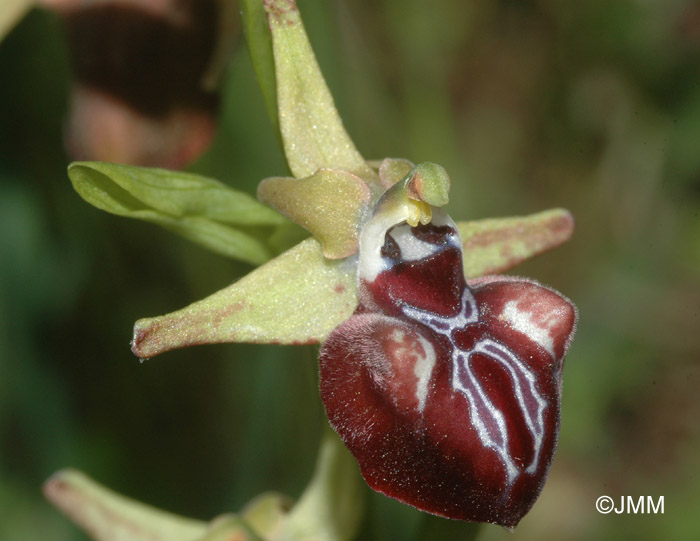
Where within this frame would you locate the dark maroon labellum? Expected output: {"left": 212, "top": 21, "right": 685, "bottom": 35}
{"left": 319, "top": 209, "right": 576, "bottom": 527}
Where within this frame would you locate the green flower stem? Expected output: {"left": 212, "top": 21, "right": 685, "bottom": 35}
{"left": 240, "top": 0, "right": 279, "bottom": 134}
{"left": 279, "top": 427, "right": 365, "bottom": 541}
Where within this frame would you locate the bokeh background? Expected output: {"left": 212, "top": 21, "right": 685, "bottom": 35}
{"left": 1, "top": 1, "right": 699, "bottom": 539}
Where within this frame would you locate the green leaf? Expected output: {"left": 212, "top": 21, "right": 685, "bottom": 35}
{"left": 68, "top": 161, "right": 286, "bottom": 265}
{"left": 279, "top": 429, "right": 364, "bottom": 541}
{"left": 131, "top": 237, "right": 357, "bottom": 358}
{"left": 458, "top": 208, "right": 574, "bottom": 278}
{"left": 262, "top": 0, "right": 376, "bottom": 183}
{"left": 43, "top": 469, "right": 207, "bottom": 541}
{"left": 240, "top": 0, "right": 278, "bottom": 132}
{"left": 258, "top": 169, "right": 371, "bottom": 259}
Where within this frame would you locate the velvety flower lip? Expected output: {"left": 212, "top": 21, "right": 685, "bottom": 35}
{"left": 319, "top": 196, "right": 577, "bottom": 528}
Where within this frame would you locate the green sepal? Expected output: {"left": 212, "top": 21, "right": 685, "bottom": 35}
{"left": 43, "top": 469, "right": 208, "bottom": 541}
{"left": 131, "top": 238, "right": 357, "bottom": 359}
{"left": 262, "top": 0, "right": 376, "bottom": 185}
{"left": 458, "top": 208, "right": 574, "bottom": 278}
{"left": 68, "top": 161, "right": 286, "bottom": 265}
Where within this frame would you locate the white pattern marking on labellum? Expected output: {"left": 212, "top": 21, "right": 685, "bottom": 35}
{"left": 319, "top": 205, "right": 576, "bottom": 527}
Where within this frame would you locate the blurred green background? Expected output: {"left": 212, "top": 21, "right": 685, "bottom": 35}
{"left": 1, "top": 1, "right": 699, "bottom": 540}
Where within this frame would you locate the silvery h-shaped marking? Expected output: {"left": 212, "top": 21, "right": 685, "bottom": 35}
{"left": 359, "top": 205, "right": 549, "bottom": 487}
{"left": 399, "top": 251, "right": 548, "bottom": 487}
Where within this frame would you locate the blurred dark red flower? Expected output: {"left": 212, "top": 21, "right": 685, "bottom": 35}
{"left": 41, "top": 0, "right": 235, "bottom": 168}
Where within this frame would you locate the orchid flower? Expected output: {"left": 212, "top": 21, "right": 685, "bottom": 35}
{"left": 45, "top": 0, "right": 576, "bottom": 538}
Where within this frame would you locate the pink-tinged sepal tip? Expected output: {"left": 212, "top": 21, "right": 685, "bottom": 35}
{"left": 319, "top": 210, "right": 576, "bottom": 527}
